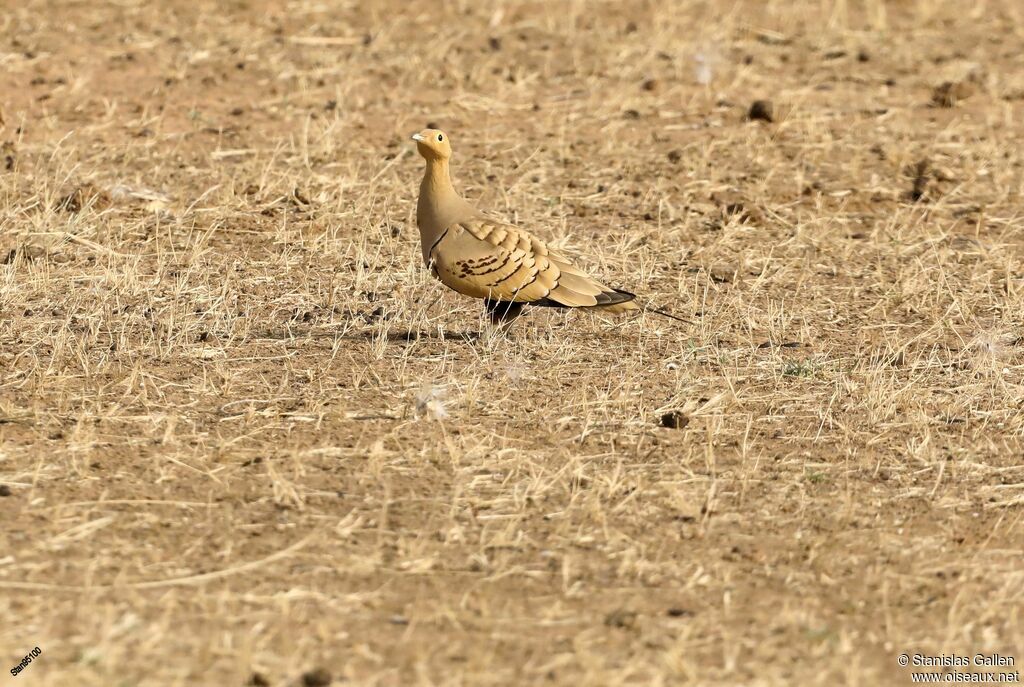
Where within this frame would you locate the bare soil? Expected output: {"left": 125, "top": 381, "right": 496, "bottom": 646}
{"left": 1, "top": 1, "right": 1023, "bottom": 685}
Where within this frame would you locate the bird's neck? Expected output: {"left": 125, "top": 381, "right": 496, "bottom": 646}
{"left": 420, "top": 159, "right": 456, "bottom": 203}
{"left": 417, "top": 159, "right": 465, "bottom": 263}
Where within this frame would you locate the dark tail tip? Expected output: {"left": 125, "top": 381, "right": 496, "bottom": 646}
{"left": 597, "top": 288, "right": 637, "bottom": 306}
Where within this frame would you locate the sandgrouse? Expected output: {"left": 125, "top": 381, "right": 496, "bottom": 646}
{"left": 412, "top": 128, "right": 640, "bottom": 325}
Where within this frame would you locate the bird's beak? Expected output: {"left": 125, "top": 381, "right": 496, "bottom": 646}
{"left": 411, "top": 133, "right": 425, "bottom": 142}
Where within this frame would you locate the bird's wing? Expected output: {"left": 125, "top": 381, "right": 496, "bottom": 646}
{"left": 429, "top": 218, "right": 635, "bottom": 308}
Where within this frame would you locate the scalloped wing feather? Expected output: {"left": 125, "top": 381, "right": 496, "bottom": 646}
{"left": 430, "top": 218, "right": 637, "bottom": 310}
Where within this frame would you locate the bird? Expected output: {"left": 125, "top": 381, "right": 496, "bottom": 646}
{"left": 411, "top": 127, "right": 653, "bottom": 326}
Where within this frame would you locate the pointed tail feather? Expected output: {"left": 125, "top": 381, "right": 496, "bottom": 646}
{"left": 525, "top": 287, "right": 687, "bottom": 322}
{"left": 643, "top": 306, "right": 689, "bottom": 322}
{"left": 592, "top": 288, "right": 639, "bottom": 313}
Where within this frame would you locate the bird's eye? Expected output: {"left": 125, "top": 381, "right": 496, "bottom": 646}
{"left": 437, "top": 134, "right": 443, "bottom": 141}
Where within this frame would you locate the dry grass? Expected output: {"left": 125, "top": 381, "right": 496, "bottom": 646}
{"left": 1, "top": 0, "right": 1023, "bottom": 685}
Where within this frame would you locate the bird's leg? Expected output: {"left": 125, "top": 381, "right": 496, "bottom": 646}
{"left": 484, "top": 299, "right": 525, "bottom": 327}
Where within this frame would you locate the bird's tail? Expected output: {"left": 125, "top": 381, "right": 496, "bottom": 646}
{"left": 594, "top": 290, "right": 640, "bottom": 314}
{"left": 588, "top": 288, "right": 688, "bottom": 322}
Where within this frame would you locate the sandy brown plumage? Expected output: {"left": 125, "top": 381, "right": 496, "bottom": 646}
{"left": 412, "top": 128, "right": 639, "bottom": 324}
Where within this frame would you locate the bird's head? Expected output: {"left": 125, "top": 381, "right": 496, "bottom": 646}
{"left": 411, "top": 129, "right": 452, "bottom": 161}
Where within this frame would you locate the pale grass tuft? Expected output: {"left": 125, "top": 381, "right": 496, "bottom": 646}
{"left": 414, "top": 384, "right": 449, "bottom": 420}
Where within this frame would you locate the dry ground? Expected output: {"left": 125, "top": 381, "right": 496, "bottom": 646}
{"left": 1, "top": 0, "right": 1023, "bottom": 685}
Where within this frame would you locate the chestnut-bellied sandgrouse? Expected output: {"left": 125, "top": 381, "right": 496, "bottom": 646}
{"left": 412, "top": 128, "right": 642, "bottom": 325}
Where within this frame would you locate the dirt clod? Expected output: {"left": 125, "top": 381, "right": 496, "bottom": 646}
{"left": 55, "top": 184, "right": 111, "bottom": 213}
{"left": 748, "top": 99, "right": 774, "bottom": 122}
{"left": 301, "top": 668, "right": 332, "bottom": 687}
{"left": 708, "top": 264, "right": 738, "bottom": 283}
{"left": 364, "top": 306, "right": 388, "bottom": 323}
{"left": 666, "top": 607, "right": 694, "bottom": 618}
{"left": 3, "top": 245, "right": 47, "bottom": 264}
{"left": 710, "top": 191, "right": 763, "bottom": 224}
{"left": 660, "top": 411, "right": 689, "bottom": 429}
{"left": 0, "top": 485, "right": 11, "bottom": 497}
{"left": 909, "top": 158, "right": 930, "bottom": 201}
{"left": 1, "top": 141, "right": 14, "bottom": 170}
{"left": 604, "top": 609, "right": 638, "bottom": 629}
{"left": 932, "top": 80, "right": 975, "bottom": 107}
